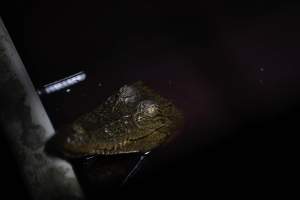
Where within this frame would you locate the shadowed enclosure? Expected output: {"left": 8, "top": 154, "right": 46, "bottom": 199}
{"left": 1, "top": 0, "right": 299, "bottom": 198}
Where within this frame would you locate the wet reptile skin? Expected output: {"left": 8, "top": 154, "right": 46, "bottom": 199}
{"left": 54, "top": 81, "right": 183, "bottom": 158}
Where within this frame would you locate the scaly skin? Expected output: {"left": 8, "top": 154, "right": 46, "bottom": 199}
{"left": 53, "top": 81, "right": 183, "bottom": 158}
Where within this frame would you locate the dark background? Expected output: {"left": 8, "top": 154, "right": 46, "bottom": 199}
{"left": 1, "top": 0, "right": 299, "bottom": 198}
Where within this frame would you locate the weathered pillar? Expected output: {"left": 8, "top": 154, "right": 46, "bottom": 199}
{"left": 0, "top": 17, "right": 84, "bottom": 200}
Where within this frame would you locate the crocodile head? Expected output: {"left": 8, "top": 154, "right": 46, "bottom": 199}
{"left": 52, "top": 81, "right": 183, "bottom": 158}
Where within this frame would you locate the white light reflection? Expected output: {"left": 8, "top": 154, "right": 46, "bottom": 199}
{"left": 38, "top": 71, "right": 86, "bottom": 95}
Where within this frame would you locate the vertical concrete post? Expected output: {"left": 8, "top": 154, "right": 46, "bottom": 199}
{"left": 0, "top": 18, "right": 84, "bottom": 200}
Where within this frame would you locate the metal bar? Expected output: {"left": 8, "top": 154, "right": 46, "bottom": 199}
{"left": 37, "top": 71, "right": 87, "bottom": 95}
{"left": 0, "top": 17, "right": 84, "bottom": 200}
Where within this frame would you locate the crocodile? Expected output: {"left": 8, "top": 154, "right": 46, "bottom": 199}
{"left": 51, "top": 81, "right": 183, "bottom": 158}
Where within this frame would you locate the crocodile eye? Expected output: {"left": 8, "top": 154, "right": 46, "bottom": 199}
{"left": 118, "top": 85, "right": 139, "bottom": 104}
{"left": 133, "top": 100, "right": 159, "bottom": 129}
{"left": 137, "top": 100, "right": 159, "bottom": 117}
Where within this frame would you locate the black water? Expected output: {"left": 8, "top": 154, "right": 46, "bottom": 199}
{"left": 1, "top": 0, "right": 300, "bottom": 198}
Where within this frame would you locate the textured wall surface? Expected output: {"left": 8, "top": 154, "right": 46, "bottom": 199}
{"left": 0, "top": 18, "right": 84, "bottom": 200}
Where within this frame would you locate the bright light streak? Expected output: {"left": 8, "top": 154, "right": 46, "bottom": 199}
{"left": 37, "top": 71, "right": 86, "bottom": 95}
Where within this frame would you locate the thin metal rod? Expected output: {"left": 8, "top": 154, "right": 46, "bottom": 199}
{"left": 121, "top": 152, "right": 150, "bottom": 186}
